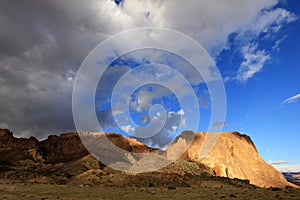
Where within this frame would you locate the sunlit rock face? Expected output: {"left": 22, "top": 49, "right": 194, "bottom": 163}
{"left": 167, "top": 131, "right": 296, "bottom": 188}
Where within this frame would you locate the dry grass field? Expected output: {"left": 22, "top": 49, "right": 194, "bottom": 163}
{"left": 1, "top": 180, "right": 300, "bottom": 200}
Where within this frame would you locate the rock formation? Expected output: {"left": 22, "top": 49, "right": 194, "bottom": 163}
{"left": 0, "top": 128, "right": 297, "bottom": 188}
{"left": 0, "top": 129, "right": 40, "bottom": 163}
{"left": 167, "top": 131, "right": 296, "bottom": 188}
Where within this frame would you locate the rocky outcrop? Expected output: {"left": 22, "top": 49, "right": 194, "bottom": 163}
{"left": 167, "top": 131, "right": 296, "bottom": 188}
{"left": 0, "top": 129, "right": 41, "bottom": 163}
{"left": 106, "top": 133, "right": 157, "bottom": 153}
{"left": 39, "top": 133, "right": 90, "bottom": 164}
{"left": 0, "top": 129, "right": 156, "bottom": 165}
{"left": 76, "top": 132, "right": 159, "bottom": 167}
{"left": 0, "top": 129, "right": 297, "bottom": 188}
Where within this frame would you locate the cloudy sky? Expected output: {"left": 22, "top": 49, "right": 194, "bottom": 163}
{"left": 0, "top": 0, "right": 299, "bottom": 171}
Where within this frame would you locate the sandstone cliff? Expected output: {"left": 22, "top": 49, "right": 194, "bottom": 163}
{"left": 167, "top": 131, "right": 296, "bottom": 188}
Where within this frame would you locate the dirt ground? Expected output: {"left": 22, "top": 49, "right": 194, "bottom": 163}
{"left": 1, "top": 182, "right": 300, "bottom": 200}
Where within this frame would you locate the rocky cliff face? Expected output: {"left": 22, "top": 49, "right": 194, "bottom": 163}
{"left": 167, "top": 131, "right": 296, "bottom": 188}
{"left": 0, "top": 129, "right": 297, "bottom": 188}
{"left": 0, "top": 129, "right": 41, "bottom": 163}
{"left": 40, "top": 133, "right": 90, "bottom": 164}
{"left": 0, "top": 129, "right": 156, "bottom": 166}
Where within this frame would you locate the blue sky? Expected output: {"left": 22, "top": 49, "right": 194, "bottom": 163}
{"left": 0, "top": 0, "right": 299, "bottom": 172}
{"left": 90, "top": 0, "right": 300, "bottom": 171}
{"left": 217, "top": 1, "right": 300, "bottom": 171}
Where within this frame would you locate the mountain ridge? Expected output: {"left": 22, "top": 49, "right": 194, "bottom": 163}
{"left": 0, "top": 128, "right": 297, "bottom": 189}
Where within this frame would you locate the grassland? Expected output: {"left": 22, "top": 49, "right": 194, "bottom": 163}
{"left": 1, "top": 181, "right": 299, "bottom": 200}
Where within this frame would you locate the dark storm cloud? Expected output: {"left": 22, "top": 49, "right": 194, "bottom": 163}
{"left": 0, "top": 0, "right": 117, "bottom": 138}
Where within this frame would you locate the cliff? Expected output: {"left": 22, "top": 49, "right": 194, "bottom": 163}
{"left": 0, "top": 128, "right": 297, "bottom": 188}
{"left": 166, "top": 131, "right": 296, "bottom": 188}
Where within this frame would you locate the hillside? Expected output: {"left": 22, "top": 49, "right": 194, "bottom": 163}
{"left": 167, "top": 131, "right": 296, "bottom": 188}
{"left": 0, "top": 129, "right": 297, "bottom": 189}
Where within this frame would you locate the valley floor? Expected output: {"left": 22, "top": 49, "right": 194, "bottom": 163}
{"left": 0, "top": 181, "right": 299, "bottom": 200}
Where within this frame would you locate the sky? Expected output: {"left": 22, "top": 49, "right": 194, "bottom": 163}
{"left": 0, "top": 0, "right": 299, "bottom": 172}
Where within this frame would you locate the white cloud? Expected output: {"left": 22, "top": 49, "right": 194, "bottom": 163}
{"left": 272, "top": 35, "right": 288, "bottom": 51}
{"left": 273, "top": 163, "right": 300, "bottom": 173}
{"left": 93, "top": 0, "right": 297, "bottom": 57}
{"left": 121, "top": 125, "right": 134, "bottom": 133}
{"left": 177, "top": 109, "right": 185, "bottom": 116}
{"left": 268, "top": 160, "right": 289, "bottom": 165}
{"left": 282, "top": 93, "right": 300, "bottom": 104}
{"left": 235, "top": 43, "right": 271, "bottom": 82}
{"left": 211, "top": 121, "right": 227, "bottom": 129}
{"left": 230, "top": 6, "right": 297, "bottom": 83}
{"left": 172, "top": 126, "right": 178, "bottom": 131}
{"left": 135, "top": 90, "right": 153, "bottom": 112}
{"left": 268, "top": 160, "right": 300, "bottom": 172}
{"left": 237, "top": 7, "right": 298, "bottom": 38}
{"left": 0, "top": 0, "right": 297, "bottom": 139}
{"left": 161, "top": 0, "right": 279, "bottom": 54}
